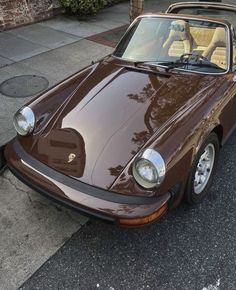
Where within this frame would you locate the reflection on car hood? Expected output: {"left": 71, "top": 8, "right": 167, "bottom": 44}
{"left": 25, "top": 58, "right": 215, "bottom": 190}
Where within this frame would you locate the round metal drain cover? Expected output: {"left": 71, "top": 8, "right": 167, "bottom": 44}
{"left": 0, "top": 75, "right": 49, "bottom": 98}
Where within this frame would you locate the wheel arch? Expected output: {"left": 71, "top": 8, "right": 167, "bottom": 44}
{"left": 211, "top": 124, "right": 223, "bottom": 147}
{"left": 193, "top": 123, "right": 223, "bottom": 164}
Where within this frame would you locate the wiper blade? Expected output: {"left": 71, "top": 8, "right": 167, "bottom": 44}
{"left": 157, "top": 61, "right": 187, "bottom": 70}
{"left": 124, "top": 56, "right": 223, "bottom": 72}
{"left": 133, "top": 60, "right": 196, "bottom": 70}
{"left": 119, "top": 61, "right": 172, "bottom": 76}
{"left": 166, "top": 53, "right": 223, "bottom": 71}
{"left": 132, "top": 60, "right": 187, "bottom": 71}
{"left": 133, "top": 60, "right": 160, "bottom": 67}
{"left": 164, "top": 61, "right": 223, "bottom": 71}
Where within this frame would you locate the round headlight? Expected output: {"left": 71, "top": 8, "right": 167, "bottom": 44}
{"left": 133, "top": 149, "right": 166, "bottom": 189}
{"left": 13, "top": 107, "right": 35, "bottom": 136}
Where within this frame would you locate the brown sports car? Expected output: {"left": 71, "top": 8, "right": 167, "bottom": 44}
{"left": 1, "top": 2, "right": 236, "bottom": 226}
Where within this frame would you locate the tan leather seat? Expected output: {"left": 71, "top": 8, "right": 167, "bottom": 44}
{"left": 203, "top": 27, "right": 227, "bottom": 69}
{"left": 163, "top": 20, "right": 192, "bottom": 57}
{"left": 190, "top": 27, "right": 215, "bottom": 55}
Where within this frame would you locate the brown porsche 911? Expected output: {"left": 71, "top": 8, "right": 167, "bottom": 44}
{"left": 1, "top": 2, "right": 236, "bottom": 226}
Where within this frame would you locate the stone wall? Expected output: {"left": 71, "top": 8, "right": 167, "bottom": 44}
{"left": 0, "top": 0, "right": 61, "bottom": 31}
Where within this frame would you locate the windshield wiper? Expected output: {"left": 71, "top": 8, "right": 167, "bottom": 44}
{"left": 132, "top": 60, "right": 188, "bottom": 71}
{"left": 133, "top": 60, "right": 191, "bottom": 71}
{"left": 132, "top": 59, "right": 221, "bottom": 71}
{"left": 133, "top": 60, "right": 160, "bottom": 67}
{"left": 126, "top": 54, "right": 223, "bottom": 72}
{"left": 156, "top": 61, "right": 187, "bottom": 70}
{"left": 162, "top": 61, "right": 223, "bottom": 71}
{"left": 119, "top": 60, "right": 172, "bottom": 73}
{"left": 165, "top": 53, "right": 223, "bottom": 71}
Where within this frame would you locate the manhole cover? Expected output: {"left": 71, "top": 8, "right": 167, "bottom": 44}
{"left": 0, "top": 75, "right": 49, "bottom": 98}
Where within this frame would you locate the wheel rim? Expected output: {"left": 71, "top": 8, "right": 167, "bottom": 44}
{"left": 194, "top": 143, "right": 215, "bottom": 194}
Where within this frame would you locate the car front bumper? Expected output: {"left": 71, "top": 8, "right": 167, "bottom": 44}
{"left": 5, "top": 139, "right": 171, "bottom": 226}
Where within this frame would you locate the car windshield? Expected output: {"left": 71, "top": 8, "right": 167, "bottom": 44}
{"left": 113, "top": 17, "right": 228, "bottom": 73}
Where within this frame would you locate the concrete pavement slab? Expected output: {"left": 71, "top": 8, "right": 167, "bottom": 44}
{"left": 53, "top": 39, "right": 113, "bottom": 61}
{"left": 95, "top": 12, "right": 129, "bottom": 25}
{"left": 39, "top": 16, "right": 111, "bottom": 37}
{"left": 40, "top": 12, "right": 128, "bottom": 38}
{"left": 8, "top": 23, "right": 81, "bottom": 49}
{"left": 0, "top": 32, "right": 49, "bottom": 62}
{"left": 0, "top": 170, "right": 88, "bottom": 290}
{"left": 0, "top": 71, "right": 12, "bottom": 84}
{"left": 0, "top": 92, "right": 30, "bottom": 145}
{"left": 0, "top": 121, "right": 14, "bottom": 145}
{"left": 104, "top": 1, "right": 130, "bottom": 13}
{"left": 0, "top": 56, "right": 13, "bottom": 68}
{"left": 20, "top": 39, "right": 113, "bottom": 74}
{"left": 94, "top": 4, "right": 129, "bottom": 26}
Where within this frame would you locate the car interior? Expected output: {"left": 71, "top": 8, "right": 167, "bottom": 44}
{"left": 168, "top": 5, "right": 236, "bottom": 69}
{"left": 161, "top": 19, "right": 227, "bottom": 69}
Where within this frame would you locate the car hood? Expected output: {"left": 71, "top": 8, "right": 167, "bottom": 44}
{"left": 25, "top": 58, "right": 213, "bottom": 190}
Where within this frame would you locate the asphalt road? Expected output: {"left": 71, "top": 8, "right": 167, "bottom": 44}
{"left": 20, "top": 130, "right": 236, "bottom": 290}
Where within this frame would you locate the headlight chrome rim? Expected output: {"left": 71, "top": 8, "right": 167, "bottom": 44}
{"left": 13, "top": 107, "right": 35, "bottom": 136}
{"left": 133, "top": 149, "right": 166, "bottom": 189}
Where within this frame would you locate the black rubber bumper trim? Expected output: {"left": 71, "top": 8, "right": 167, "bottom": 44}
{"left": 8, "top": 164, "right": 117, "bottom": 224}
{"left": 12, "top": 139, "right": 165, "bottom": 205}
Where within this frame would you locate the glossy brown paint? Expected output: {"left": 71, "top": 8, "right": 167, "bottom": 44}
{"left": 4, "top": 13, "right": 236, "bottom": 225}
{"left": 5, "top": 140, "right": 170, "bottom": 223}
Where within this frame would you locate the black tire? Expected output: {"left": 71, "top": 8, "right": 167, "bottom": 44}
{"left": 0, "top": 145, "right": 6, "bottom": 175}
{"left": 185, "top": 132, "right": 220, "bottom": 205}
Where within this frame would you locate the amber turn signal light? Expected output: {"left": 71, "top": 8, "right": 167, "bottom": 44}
{"left": 119, "top": 203, "right": 168, "bottom": 226}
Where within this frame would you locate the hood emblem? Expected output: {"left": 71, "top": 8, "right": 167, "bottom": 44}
{"left": 68, "top": 153, "right": 76, "bottom": 163}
